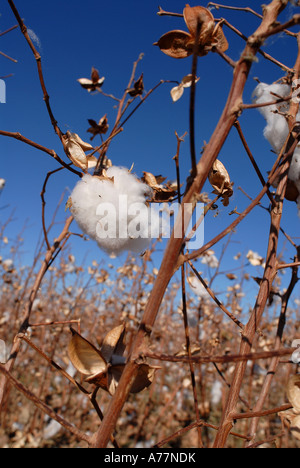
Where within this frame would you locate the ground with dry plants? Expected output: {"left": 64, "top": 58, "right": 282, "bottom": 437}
{"left": 0, "top": 0, "right": 300, "bottom": 448}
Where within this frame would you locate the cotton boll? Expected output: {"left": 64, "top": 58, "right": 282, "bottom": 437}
{"left": 0, "top": 179, "right": 5, "bottom": 191}
{"left": 252, "top": 82, "right": 291, "bottom": 154}
{"left": 188, "top": 276, "right": 210, "bottom": 301}
{"left": 253, "top": 82, "right": 300, "bottom": 215}
{"left": 289, "top": 146, "right": 300, "bottom": 193}
{"left": 211, "top": 380, "right": 223, "bottom": 406}
{"left": 70, "top": 167, "right": 160, "bottom": 255}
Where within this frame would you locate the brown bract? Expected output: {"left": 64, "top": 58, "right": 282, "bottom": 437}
{"left": 154, "top": 5, "right": 228, "bottom": 59}
{"left": 87, "top": 114, "right": 109, "bottom": 141}
{"left": 67, "top": 325, "right": 159, "bottom": 395}
{"left": 64, "top": 131, "right": 97, "bottom": 171}
{"left": 208, "top": 159, "right": 233, "bottom": 207}
{"left": 127, "top": 73, "right": 144, "bottom": 97}
{"left": 77, "top": 67, "right": 105, "bottom": 92}
{"left": 142, "top": 171, "right": 178, "bottom": 202}
{"left": 279, "top": 375, "right": 300, "bottom": 441}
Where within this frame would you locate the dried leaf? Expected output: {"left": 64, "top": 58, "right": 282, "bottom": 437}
{"left": 170, "top": 74, "right": 200, "bottom": 102}
{"left": 100, "top": 324, "right": 126, "bottom": 363}
{"left": 181, "top": 74, "right": 200, "bottom": 88}
{"left": 91, "top": 67, "right": 100, "bottom": 84}
{"left": 154, "top": 30, "right": 192, "bottom": 59}
{"left": 208, "top": 159, "right": 233, "bottom": 206}
{"left": 287, "top": 374, "right": 300, "bottom": 414}
{"left": 65, "top": 197, "right": 73, "bottom": 212}
{"left": 68, "top": 328, "right": 107, "bottom": 376}
{"left": 67, "top": 324, "right": 158, "bottom": 395}
{"left": 65, "top": 131, "right": 94, "bottom": 171}
{"left": 170, "top": 84, "right": 184, "bottom": 102}
{"left": 142, "top": 172, "right": 162, "bottom": 190}
{"left": 130, "top": 364, "right": 159, "bottom": 394}
{"left": 183, "top": 5, "right": 215, "bottom": 42}
{"left": 87, "top": 155, "right": 98, "bottom": 169}
{"left": 69, "top": 132, "right": 94, "bottom": 152}
{"left": 155, "top": 4, "right": 228, "bottom": 59}
{"left": 142, "top": 172, "right": 177, "bottom": 202}
{"left": 214, "top": 24, "right": 229, "bottom": 52}
{"left": 285, "top": 180, "right": 300, "bottom": 202}
{"left": 226, "top": 273, "right": 237, "bottom": 280}
{"left": 66, "top": 140, "right": 88, "bottom": 170}
{"left": 290, "top": 414, "right": 300, "bottom": 441}
{"left": 87, "top": 115, "right": 109, "bottom": 140}
{"left": 127, "top": 73, "right": 144, "bottom": 97}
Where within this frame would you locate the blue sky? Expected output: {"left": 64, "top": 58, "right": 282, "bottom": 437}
{"left": 0, "top": 1, "right": 299, "bottom": 308}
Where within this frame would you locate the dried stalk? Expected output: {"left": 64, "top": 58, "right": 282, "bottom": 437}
{"left": 145, "top": 347, "right": 297, "bottom": 364}
{"left": 213, "top": 24, "right": 300, "bottom": 449}
{"left": 90, "top": 0, "right": 294, "bottom": 448}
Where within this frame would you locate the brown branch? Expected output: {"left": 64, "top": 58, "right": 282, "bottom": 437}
{"left": 40, "top": 168, "right": 65, "bottom": 250}
{"left": 207, "top": 2, "right": 263, "bottom": 19}
{"left": 0, "top": 50, "right": 17, "bottom": 62}
{"left": 0, "top": 363, "right": 91, "bottom": 444}
{"left": 7, "top": 0, "right": 68, "bottom": 151}
{"left": 0, "top": 24, "right": 19, "bottom": 37}
{"left": 0, "top": 130, "right": 82, "bottom": 176}
{"left": 245, "top": 246, "right": 300, "bottom": 446}
{"left": 157, "top": 6, "right": 183, "bottom": 17}
{"left": 145, "top": 347, "right": 297, "bottom": 364}
{"left": 213, "top": 23, "right": 300, "bottom": 449}
{"left": 232, "top": 403, "right": 292, "bottom": 421}
{"left": 234, "top": 120, "right": 276, "bottom": 208}
{"left": 277, "top": 261, "right": 300, "bottom": 270}
{"left": 90, "top": 0, "right": 292, "bottom": 448}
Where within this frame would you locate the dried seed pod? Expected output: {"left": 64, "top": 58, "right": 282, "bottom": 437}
{"left": 287, "top": 374, "right": 300, "bottom": 414}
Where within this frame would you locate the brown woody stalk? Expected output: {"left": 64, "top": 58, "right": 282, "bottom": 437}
{"left": 90, "top": 0, "right": 292, "bottom": 448}
{"left": 213, "top": 28, "right": 300, "bottom": 449}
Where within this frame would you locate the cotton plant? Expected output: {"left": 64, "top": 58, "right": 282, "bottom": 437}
{"left": 252, "top": 82, "right": 300, "bottom": 215}
{"left": 187, "top": 275, "right": 211, "bottom": 301}
{"left": 69, "top": 166, "right": 162, "bottom": 255}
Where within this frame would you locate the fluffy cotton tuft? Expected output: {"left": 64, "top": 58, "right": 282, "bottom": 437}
{"left": 0, "top": 179, "right": 5, "bottom": 191}
{"left": 70, "top": 167, "right": 161, "bottom": 255}
{"left": 253, "top": 82, "right": 300, "bottom": 215}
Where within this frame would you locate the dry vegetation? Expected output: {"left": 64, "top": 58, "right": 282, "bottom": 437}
{"left": 0, "top": 0, "right": 300, "bottom": 449}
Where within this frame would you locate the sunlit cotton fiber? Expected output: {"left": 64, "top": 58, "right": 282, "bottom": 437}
{"left": 253, "top": 82, "right": 300, "bottom": 215}
{"left": 70, "top": 167, "right": 160, "bottom": 255}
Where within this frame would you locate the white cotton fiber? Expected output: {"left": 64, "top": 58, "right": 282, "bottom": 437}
{"left": 70, "top": 167, "right": 160, "bottom": 255}
{"left": 252, "top": 82, "right": 291, "bottom": 154}
{"left": 253, "top": 82, "right": 300, "bottom": 215}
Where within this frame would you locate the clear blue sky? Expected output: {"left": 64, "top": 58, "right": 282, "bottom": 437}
{"left": 0, "top": 1, "right": 299, "bottom": 307}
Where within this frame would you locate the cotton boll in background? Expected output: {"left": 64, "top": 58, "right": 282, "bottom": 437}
{"left": 252, "top": 82, "right": 291, "bottom": 154}
{"left": 188, "top": 276, "right": 210, "bottom": 301}
{"left": 0, "top": 178, "right": 5, "bottom": 192}
{"left": 210, "top": 380, "right": 223, "bottom": 406}
{"left": 288, "top": 146, "right": 300, "bottom": 194}
{"left": 70, "top": 167, "right": 161, "bottom": 255}
{"left": 253, "top": 82, "right": 300, "bottom": 215}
